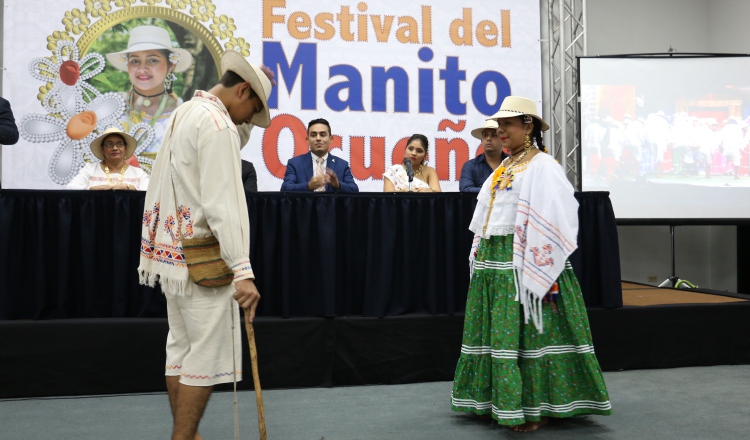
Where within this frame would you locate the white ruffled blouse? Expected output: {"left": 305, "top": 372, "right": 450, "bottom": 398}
{"left": 383, "top": 164, "right": 431, "bottom": 191}
{"left": 66, "top": 162, "right": 149, "bottom": 190}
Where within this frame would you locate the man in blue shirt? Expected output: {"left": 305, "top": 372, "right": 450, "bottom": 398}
{"left": 459, "top": 120, "right": 507, "bottom": 192}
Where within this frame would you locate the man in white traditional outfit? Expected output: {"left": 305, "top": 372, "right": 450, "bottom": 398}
{"left": 622, "top": 114, "right": 645, "bottom": 175}
{"left": 645, "top": 111, "right": 672, "bottom": 173}
{"left": 138, "top": 50, "right": 273, "bottom": 440}
{"left": 721, "top": 118, "right": 744, "bottom": 179}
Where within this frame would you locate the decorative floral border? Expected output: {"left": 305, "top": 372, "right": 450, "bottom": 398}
{"left": 40, "top": 0, "right": 251, "bottom": 102}
{"left": 23, "top": 0, "right": 253, "bottom": 185}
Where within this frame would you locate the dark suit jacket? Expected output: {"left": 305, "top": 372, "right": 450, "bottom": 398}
{"left": 0, "top": 97, "right": 19, "bottom": 145}
{"left": 241, "top": 160, "right": 257, "bottom": 192}
{"left": 280, "top": 151, "right": 359, "bottom": 192}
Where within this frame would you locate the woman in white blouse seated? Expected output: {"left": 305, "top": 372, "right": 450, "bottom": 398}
{"left": 383, "top": 134, "right": 441, "bottom": 192}
{"left": 67, "top": 127, "right": 149, "bottom": 190}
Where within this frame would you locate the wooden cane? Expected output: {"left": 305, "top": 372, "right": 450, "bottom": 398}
{"left": 244, "top": 316, "right": 267, "bottom": 440}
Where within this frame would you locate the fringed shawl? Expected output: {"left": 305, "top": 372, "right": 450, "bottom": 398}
{"left": 137, "top": 108, "right": 190, "bottom": 294}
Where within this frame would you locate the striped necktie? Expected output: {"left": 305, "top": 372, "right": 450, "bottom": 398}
{"left": 314, "top": 157, "right": 326, "bottom": 192}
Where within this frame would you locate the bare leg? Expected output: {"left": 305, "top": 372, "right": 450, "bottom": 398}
{"left": 166, "top": 376, "right": 180, "bottom": 419}
{"left": 167, "top": 377, "right": 212, "bottom": 440}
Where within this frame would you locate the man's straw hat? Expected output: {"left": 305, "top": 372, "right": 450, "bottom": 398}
{"left": 220, "top": 50, "right": 273, "bottom": 128}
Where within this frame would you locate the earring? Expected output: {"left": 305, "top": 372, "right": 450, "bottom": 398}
{"left": 164, "top": 73, "right": 175, "bottom": 94}
{"left": 524, "top": 135, "right": 532, "bottom": 151}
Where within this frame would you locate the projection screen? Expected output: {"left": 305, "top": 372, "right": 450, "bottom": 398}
{"left": 579, "top": 56, "right": 750, "bottom": 220}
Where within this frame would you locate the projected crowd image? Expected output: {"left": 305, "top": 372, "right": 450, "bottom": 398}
{"left": 579, "top": 55, "right": 750, "bottom": 191}
{"left": 582, "top": 101, "right": 750, "bottom": 187}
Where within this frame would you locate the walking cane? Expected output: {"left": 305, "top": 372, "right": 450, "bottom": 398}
{"left": 244, "top": 314, "right": 267, "bottom": 440}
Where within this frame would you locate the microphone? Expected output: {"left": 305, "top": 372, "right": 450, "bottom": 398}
{"left": 403, "top": 158, "right": 414, "bottom": 180}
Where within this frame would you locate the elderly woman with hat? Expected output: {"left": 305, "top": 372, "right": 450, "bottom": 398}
{"left": 106, "top": 25, "right": 194, "bottom": 154}
{"left": 451, "top": 96, "right": 611, "bottom": 432}
{"left": 459, "top": 119, "right": 507, "bottom": 192}
{"left": 66, "top": 127, "right": 149, "bottom": 190}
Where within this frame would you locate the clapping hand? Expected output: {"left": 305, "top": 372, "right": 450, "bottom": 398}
{"left": 325, "top": 168, "right": 340, "bottom": 189}
{"left": 308, "top": 174, "right": 328, "bottom": 191}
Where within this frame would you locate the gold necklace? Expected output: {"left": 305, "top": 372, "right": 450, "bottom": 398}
{"left": 493, "top": 147, "right": 530, "bottom": 193}
{"left": 482, "top": 146, "right": 531, "bottom": 235}
{"left": 104, "top": 163, "right": 127, "bottom": 186}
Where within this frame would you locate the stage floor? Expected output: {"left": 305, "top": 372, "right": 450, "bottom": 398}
{"left": 2, "top": 282, "right": 750, "bottom": 399}
{"left": 621, "top": 281, "right": 749, "bottom": 306}
{"left": 2, "top": 366, "right": 748, "bottom": 440}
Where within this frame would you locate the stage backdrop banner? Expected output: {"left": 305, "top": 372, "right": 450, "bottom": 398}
{"left": 1, "top": 0, "right": 542, "bottom": 191}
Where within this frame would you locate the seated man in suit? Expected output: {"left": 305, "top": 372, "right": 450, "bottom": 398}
{"left": 281, "top": 118, "right": 359, "bottom": 192}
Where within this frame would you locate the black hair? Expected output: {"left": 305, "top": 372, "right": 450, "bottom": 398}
{"left": 406, "top": 133, "right": 429, "bottom": 152}
{"left": 519, "top": 116, "right": 546, "bottom": 152}
{"left": 308, "top": 118, "right": 331, "bottom": 135}
{"left": 218, "top": 70, "right": 259, "bottom": 99}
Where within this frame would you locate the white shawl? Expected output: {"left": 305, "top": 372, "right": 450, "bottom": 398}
{"left": 512, "top": 154, "right": 579, "bottom": 333}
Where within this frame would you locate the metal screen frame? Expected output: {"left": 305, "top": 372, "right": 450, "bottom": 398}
{"left": 541, "top": 0, "right": 586, "bottom": 189}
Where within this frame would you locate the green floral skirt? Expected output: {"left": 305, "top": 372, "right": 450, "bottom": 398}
{"left": 451, "top": 234, "right": 612, "bottom": 425}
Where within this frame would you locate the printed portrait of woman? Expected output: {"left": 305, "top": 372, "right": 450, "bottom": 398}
{"left": 89, "top": 19, "right": 220, "bottom": 159}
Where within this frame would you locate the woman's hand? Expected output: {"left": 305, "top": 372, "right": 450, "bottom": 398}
{"left": 111, "top": 184, "right": 130, "bottom": 191}
{"left": 412, "top": 187, "right": 434, "bottom": 192}
{"left": 89, "top": 185, "right": 112, "bottom": 191}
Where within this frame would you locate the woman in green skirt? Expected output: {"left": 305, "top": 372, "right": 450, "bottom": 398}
{"left": 451, "top": 96, "right": 611, "bottom": 432}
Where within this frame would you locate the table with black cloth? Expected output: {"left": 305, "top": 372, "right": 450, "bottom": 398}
{"left": 0, "top": 190, "right": 622, "bottom": 320}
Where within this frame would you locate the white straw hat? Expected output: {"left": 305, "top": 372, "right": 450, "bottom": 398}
{"left": 106, "top": 26, "right": 193, "bottom": 73}
{"left": 488, "top": 96, "right": 549, "bottom": 132}
{"left": 471, "top": 120, "right": 499, "bottom": 140}
{"left": 90, "top": 127, "right": 137, "bottom": 160}
{"left": 220, "top": 50, "right": 272, "bottom": 128}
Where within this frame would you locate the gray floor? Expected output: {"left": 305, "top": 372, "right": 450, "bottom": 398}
{"left": 1, "top": 365, "right": 748, "bottom": 440}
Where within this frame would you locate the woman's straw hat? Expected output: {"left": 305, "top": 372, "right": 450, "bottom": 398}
{"left": 488, "top": 96, "right": 549, "bottom": 132}
{"left": 90, "top": 127, "right": 137, "bottom": 160}
{"left": 220, "top": 50, "right": 273, "bottom": 128}
{"left": 106, "top": 26, "right": 193, "bottom": 72}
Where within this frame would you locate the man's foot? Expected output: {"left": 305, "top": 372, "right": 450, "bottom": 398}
{"left": 510, "top": 417, "right": 549, "bottom": 432}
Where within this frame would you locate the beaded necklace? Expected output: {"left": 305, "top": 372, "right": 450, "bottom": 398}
{"left": 127, "top": 88, "right": 171, "bottom": 128}
{"left": 104, "top": 163, "right": 128, "bottom": 186}
{"left": 482, "top": 147, "right": 530, "bottom": 235}
{"left": 133, "top": 89, "right": 165, "bottom": 107}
